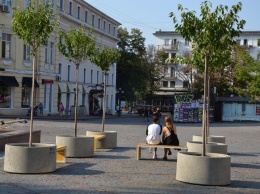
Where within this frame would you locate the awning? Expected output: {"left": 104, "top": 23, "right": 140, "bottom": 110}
{"left": 89, "top": 89, "right": 104, "bottom": 94}
{"left": 0, "top": 76, "right": 19, "bottom": 87}
{"left": 67, "top": 83, "right": 75, "bottom": 93}
{"left": 58, "top": 83, "right": 67, "bottom": 93}
{"left": 22, "top": 77, "right": 39, "bottom": 87}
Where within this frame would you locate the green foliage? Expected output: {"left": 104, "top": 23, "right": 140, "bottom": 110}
{"left": 12, "top": 1, "right": 58, "bottom": 55}
{"left": 169, "top": 0, "right": 246, "bottom": 72}
{"left": 91, "top": 45, "right": 120, "bottom": 73}
{"left": 232, "top": 47, "right": 260, "bottom": 102}
{"left": 57, "top": 26, "right": 96, "bottom": 66}
{"left": 117, "top": 27, "right": 150, "bottom": 101}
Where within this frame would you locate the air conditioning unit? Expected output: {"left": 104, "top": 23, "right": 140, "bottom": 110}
{"left": 55, "top": 75, "right": 61, "bottom": 81}
{"left": 1, "top": 5, "right": 10, "bottom": 13}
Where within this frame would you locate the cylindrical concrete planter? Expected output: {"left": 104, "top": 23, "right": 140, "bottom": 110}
{"left": 176, "top": 152, "right": 231, "bottom": 185}
{"left": 86, "top": 131, "right": 117, "bottom": 149}
{"left": 187, "top": 141, "right": 227, "bottom": 154}
{"left": 4, "top": 143, "right": 56, "bottom": 174}
{"left": 56, "top": 135, "right": 94, "bottom": 158}
{"left": 192, "top": 135, "right": 225, "bottom": 143}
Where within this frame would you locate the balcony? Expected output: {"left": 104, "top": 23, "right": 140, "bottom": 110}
{"left": 162, "top": 43, "right": 179, "bottom": 51}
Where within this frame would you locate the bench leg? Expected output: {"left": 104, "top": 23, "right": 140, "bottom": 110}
{"left": 56, "top": 149, "right": 66, "bottom": 163}
{"left": 136, "top": 146, "right": 141, "bottom": 160}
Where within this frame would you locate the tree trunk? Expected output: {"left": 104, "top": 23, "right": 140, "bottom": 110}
{"left": 29, "top": 53, "right": 36, "bottom": 147}
{"left": 74, "top": 65, "right": 79, "bottom": 137}
{"left": 202, "top": 54, "right": 209, "bottom": 156}
{"left": 101, "top": 73, "right": 107, "bottom": 132}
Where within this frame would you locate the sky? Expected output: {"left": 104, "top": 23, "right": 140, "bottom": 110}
{"left": 85, "top": 0, "right": 260, "bottom": 46}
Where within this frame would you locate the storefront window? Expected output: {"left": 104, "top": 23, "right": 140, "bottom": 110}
{"left": 0, "top": 86, "right": 11, "bottom": 108}
{"left": 21, "top": 86, "right": 31, "bottom": 108}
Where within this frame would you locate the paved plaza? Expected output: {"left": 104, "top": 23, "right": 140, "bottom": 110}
{"left": 0, "top": 114, "right": 259, "bottom": 193}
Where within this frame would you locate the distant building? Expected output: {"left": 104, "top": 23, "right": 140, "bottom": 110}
{"left": 153, "top": 30, "right": 260, "bottom": 122}
{"left": 0, "top": 0, "right": 121, "bottom": 116}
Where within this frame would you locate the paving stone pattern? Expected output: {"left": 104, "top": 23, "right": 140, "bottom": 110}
{"left": 0, "top": 115, "right": 259, "bottom": 193}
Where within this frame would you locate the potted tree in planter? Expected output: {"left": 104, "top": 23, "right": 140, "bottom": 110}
{"left": 169, "top": 1, "right": 245, "bottom": 185}
{"left": 86, "top": 45, "right": 120, "bottom": 149}
{"left": 56, "top": 26, "right": 96, "bottom": 157}
{"left": 4, "top": 1, "right": 59, "bottom": 173}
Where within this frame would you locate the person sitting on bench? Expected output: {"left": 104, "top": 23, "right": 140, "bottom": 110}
{"left": 161, "top": 116, "right": 179, "bottom": 160}
{"left": 146, "top": 116, "right": 162, "bottom": 159}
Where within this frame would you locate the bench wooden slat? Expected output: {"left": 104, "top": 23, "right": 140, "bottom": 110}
{"left": 136, "top": 143, "right": 187, "bottom": 160}
{"left": 91, "top": 135, "right": 105, "bottom": 151}
{"left": 56, "top": 145, "right": 67, "bottom": 163}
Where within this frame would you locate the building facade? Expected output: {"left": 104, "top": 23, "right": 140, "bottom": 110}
{"left": 0, "top": 0, "right": 120, "bottom": 116}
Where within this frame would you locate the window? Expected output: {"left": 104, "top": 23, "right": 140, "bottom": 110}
{"left": 50, "top": 42, "right": 54, "bottom": 64}
{"left": 69, "top": 1, "right": 72, "bottom": 15}
{"left": 170, "top": 81, "right": 175, "bottom": 88}
{"left": 68, "top": 65, "right": 71, "bottom": 81}
{"left": 103, "top": 21, "right": 106, "bottom": 31}
{"left": 59, "top": 0, "right": 64, "bottom": 10}
{"left": 108, "top": 24, "right": 111, "bottom": 34}
{"left": 91, "top": 70, "right": 93, "bottom": 84}
{"left": 236, "top": 39, "right": 241, "bottom": 45}
{"left": 244, "top": 39, "right": 248, "bottom": 46}
{"left": 44, "top": 41, "right": 48, "bottom": 63}
{"left": 112, "top": 74, "right": 114, "bottom": 85}
{"left": 102, "top": 72, "right": 104, "bottom": 83}
{"left": 107, "top": 73, "right": 109, "bottom": 85}
{"left": 92, "top": 15, "right": 95, "bottom": 26}
{"left": 97, "top": 71, "right": 99, "bottom": 84}
{"left": 113, "top": 27, "right": 116, "bottom": 36}
{"left": 83, "top": 68, "right": 86, "bottom": 83}
{"left": 165, "top": 39, "right": 170, "bottom": 46}
{"left": 164, "top": 67, "right": 168, "bottom": 73}
{"left": 85, "top": 10, "right": 88, "bottom": 23}
{"left": 163, "top": 81, "right": 168, "bottom": 87}
{"left": 170, "top": 67, "right": 175, "bottom": 77}
{"left": 58, "top": 63, "right": 62, "bottom": 74}
{"left": 2, "top": 0, "right": 11, "bottom": 6}
{"left": 24, "top": 0, "right": 29, "bottom": 9}
{"left": 1, "top": 33, "right": 12, "bottom": 59}
{"left": 258, "top": 39, "right": 260, "bottom": 46}
{"left": 98, "top": 18, "right": 101, "bottom": 29}
{"left": 0, "top": 86, "right": 11, "bottom": 108}
{"left": 82, "top": 93, "right": 85, "bottom": 106}
{"left": 77, "top": 6, "right": 80, "bottom": 19}
{"left": 183, "top": 81, "right": 189, "bottom": 88}
{"left": 173, "top": 39, "right": 177, "bottom": 44}
{"left": 23, "top": 44, "right": 31, "bottom": 61}
{"left": 185, "top": 40, "right": 189, "bottom": 46}
{"left": 21, "top": 86, "right": 30, "bottom": 108}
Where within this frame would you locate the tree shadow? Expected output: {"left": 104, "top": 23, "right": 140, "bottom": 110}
{"left": 55, "top": 162, "right": 104, "bottom": 175}
{"left": 230, "top": 180, "right": 260, "bottom": 189}
{"left": 231, "top": 163, "right": 260, "bottom": 169}
{"left": 229, "top": 152, "right": 260, "bottom": 157}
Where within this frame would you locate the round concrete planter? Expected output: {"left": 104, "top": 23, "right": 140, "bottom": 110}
{"left": 4, "top": 143, "right": 56, "bottom": 174}
{"left": 86, "top": 131, "right": 117, "bottom": 149}
{"left": 56, "top": 135, "right": 94, "bottom": 158}
{"left": 176, "top": 152, "right": 231, "bottom": 185}
{"left": 192, "top": 135, "right": 225, "bottom": 143}
{"left": 187, "top": 141, "right": 227, "bottom": 154}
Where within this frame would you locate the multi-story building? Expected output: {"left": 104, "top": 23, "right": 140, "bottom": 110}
{"left": 0, "top": 0, "right": 120, "bottom": 116}
{"left": 153, "top": 30, "right": 260, "bottom": 121}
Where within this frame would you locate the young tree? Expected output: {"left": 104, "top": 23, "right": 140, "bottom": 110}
{"left": 57, "top": 26, "right": 96, "bottom": 137}
{"left": 91, "top": 45, "right": 120, "bottom": 132}
{"left": 170, "top": 1, "right": 245, "bottom": 156}
{"left": 12, "top": 1, "right": 59, "bottom": 147}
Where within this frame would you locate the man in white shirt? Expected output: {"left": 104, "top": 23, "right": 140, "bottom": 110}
{"left": 146, "top": 116, "right": 162, "bottom": 159}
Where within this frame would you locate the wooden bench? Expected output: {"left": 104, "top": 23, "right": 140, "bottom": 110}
{"left": 92, "top": 135, "right": 105, "bottom": 151}
{"left": 136, "top": 143, "right": 188, "bottom": 160}
{"left": 56, "top": 145, "right": 67, "bottom": 163}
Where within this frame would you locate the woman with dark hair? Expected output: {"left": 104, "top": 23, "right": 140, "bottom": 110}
{"left": 161, "top": 116, "right": 179, "bottom": 160}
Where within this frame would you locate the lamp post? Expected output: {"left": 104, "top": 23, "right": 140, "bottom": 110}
{"left": 116, "top": 88, "right": 124, "bottom": 116}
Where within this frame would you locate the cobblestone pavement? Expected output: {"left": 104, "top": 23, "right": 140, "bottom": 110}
{"left": 0, "top": 115, "right": 259, "bottom": 194}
